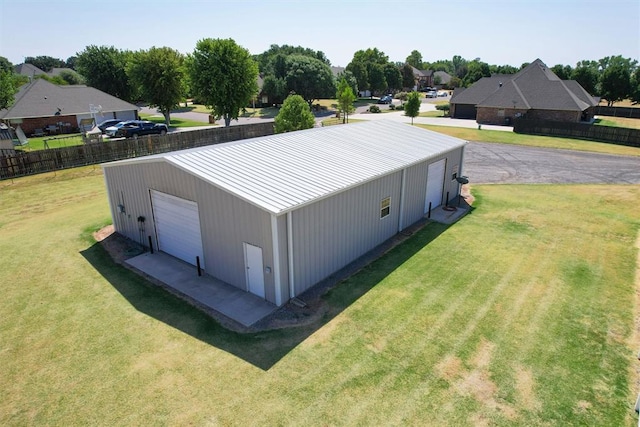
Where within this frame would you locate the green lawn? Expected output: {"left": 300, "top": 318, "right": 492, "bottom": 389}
{"left": 18, "top": 133, "right": 86, "bottom": 150}
{"left": 419, "top": 124, "right": 640, "bottom": 157}
{"left": 138, "top": 113, "right": 210, "bottom": 127}
{"left": 1, "top": 166, "right": 638, "bottom": 425}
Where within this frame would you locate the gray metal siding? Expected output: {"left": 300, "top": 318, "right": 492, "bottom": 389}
{"left": 103, "top": 161, "right": 278, "bottom": 304}
{"left": 401, "top": 161, "right": 429, "bottom": 228}
{"left": 195, "top": 179, "right": 274, "bottom": 302}
{"left": 292, "top": 171, "right": 402, "bottom": 294}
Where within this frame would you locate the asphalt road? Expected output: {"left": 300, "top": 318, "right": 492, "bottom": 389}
{"left": 464, "top": 142, "right": 640, "bottom": 184}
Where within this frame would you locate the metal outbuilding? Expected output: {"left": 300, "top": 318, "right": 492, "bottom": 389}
{"left": 102, "top": 120, "right": 467, "bottom": 306}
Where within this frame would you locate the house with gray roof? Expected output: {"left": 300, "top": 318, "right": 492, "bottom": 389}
{"left": 102, "top": 120, "right": 467, "bottom": 308}
{"left": 450, "top": 59, "right": 598, "bottom": 125}
{"left": 0, "top": 78, "right": 138, "bottom": 136}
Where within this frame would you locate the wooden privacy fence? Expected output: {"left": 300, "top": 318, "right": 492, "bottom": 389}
{"left": 0, "top": 122, "right": 274, "bottom": 180}
{"left": 594, "top": 106, "right": 640, "bottom": 119}
{"left": 513, "top": 119, "right": 640, "bottom": 147}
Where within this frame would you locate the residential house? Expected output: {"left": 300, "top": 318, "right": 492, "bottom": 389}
{"left": 0, "top": 79, "right": 138, "bottom": 136}
{"left": 450, "top": 59, "right": 598, "bottom": 125}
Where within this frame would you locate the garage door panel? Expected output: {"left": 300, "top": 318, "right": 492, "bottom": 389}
{"left": 151, "top": 190, "right": 205, "bottom": 269}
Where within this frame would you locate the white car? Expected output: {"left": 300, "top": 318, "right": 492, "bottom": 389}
{"left": 425, "top": 91, "right": 438, "bottom": 98}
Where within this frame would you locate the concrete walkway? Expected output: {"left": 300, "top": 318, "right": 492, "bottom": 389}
{"left": 126, "top": 251, "right": 277, "bottom": 328}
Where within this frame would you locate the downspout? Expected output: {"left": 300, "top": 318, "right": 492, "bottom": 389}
{"left": 270, "top": 214, "right": 282, "bottom": 306}
{"left": 398, "top": 168, "right": 407, "bottom": 232}
{"left": 287, "top": 211, "right": 295, "bottom": 299}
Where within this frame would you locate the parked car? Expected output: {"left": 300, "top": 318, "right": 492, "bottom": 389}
{"left": 378, "top": 95, "right": 393, "bottom": 104}
{"left": 425, "top": 91, "right": 438, "bottom": 98}
{"left": 96, "top": 119, "right": 123, "bottom": 133}
{"left": 105, "top": 120, "right": 168, "bottom": 138}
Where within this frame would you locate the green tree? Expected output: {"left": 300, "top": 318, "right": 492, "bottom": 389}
{"left": 383, "top": 63, "right": 402, "bottom": 92}
{"left": 462, "top": 59, "right": 490, "bottom": 87}
{"left": 336, "top": 77, "right": 356, "bottom": 124}
{"left": 0, "top": 69, "right": 18, "bottom": 109}
{"left": 571, "top": 62, "right": 599, "bottom": 95}
{"left": 551, "top": 64, "right": 572, "bottom": 80}
{"left": 346, "top": 60, "right": 368, "bottom": 95}
{"left": 336, "top": 70, "right": 358, "bottom": 98}
{"left": 274, "top": 94, "right": 315, "bottom": 133}
{"left": 128, "top": 47, "right": 186, "bottom": 126}
{"left": 76, "top": 45, "right": 135, "bottom": 101}
{"left": 452, "top": 55, "right": 467, "bottom": 78}
{"left": 368, "top": 63, "right": 387, "bottom": 96}
{"left": 24, "top": 55, "right": 64, "bottom": 72}
{"left": 404, "top": 91, "right": 421, "bottom": 124}
{"left": 284, "top": 54, "right": 335, "bottom": 104}
{"left": 189, "top": 38, "right": 258, "bottom": 127}
{"left": 254, "top": 44, "right": 330, "bottom": 74}
{"left": 262, "top": 75, "right": 287, "bottom": 105}
{"left": 0, "top": 56, "right": 12, "bottom": 73}
{"left": 600, "top": 57, "right": 632, "bottom": 105}
{"left": 630, "top": 68, "right": 640, "bottom": 104}
{"left": 406, "top": 50, "right": 423, "bottom": 69}
{"left": 401, "top": 63, "right": 416, "bottom": 90}
{"left": 58, "top": 69, "right": 84, "bottom": 85}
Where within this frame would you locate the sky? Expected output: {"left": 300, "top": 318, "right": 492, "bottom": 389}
{"left": 1, "top": 0, "right": 638, "bottom": 69}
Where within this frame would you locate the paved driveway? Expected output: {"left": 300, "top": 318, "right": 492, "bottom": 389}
{"left": 464, "top": 142, "right": 640, "bottom": 184}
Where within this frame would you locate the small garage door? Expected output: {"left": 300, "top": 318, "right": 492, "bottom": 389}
{"left": 425, "top": 159, "right": 446, "bottom": 212}
{"left": 150, "top": 190, "right": 205, "bottom": 269}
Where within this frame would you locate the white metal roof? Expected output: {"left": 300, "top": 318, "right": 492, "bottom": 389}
{"left": 104, "top": 120, "right": 467, "bottom": 215}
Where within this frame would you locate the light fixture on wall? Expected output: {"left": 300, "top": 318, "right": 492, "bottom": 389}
{"left": 117, "top": 204, "right": 126, "bottom": 214}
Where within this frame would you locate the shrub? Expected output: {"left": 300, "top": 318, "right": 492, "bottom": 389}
{"left": 435, "top": 103, "right": 451, "bottom": 116}
{"left": 395, "top": 104, "right": 405, "bottom": 111}
{"left": 389, "top": 104, "right": 396, "bottom": 110}
{"left": 369, "top": 105, "right": 381, "bottom": 113}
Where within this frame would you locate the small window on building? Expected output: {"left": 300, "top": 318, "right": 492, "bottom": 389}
{"left": 497, "top": 109, "right": 505, "bottom": 117}
{"left": 380, "top": 197, "right": 391, "bottom": 219}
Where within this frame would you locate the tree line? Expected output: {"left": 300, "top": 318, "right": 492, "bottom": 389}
{"left": 1, "top": 43, "right": 638, "bottom": 128}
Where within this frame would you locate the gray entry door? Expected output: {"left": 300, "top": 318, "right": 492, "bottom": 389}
{"left": 243, "top": 243, "right": 265, "bottom": 298}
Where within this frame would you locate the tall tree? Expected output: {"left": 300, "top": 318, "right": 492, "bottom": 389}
{"left": 346, "top": 61, "right": 368, "bottom": 95}
{"left": 462, "top": 59, "right": 490, "bottom": 86}
{"left": 383, "top": 63, "right": 402, "bottom": 92}
{"left": 336, "top": 77, "right": 355, "bottom": 124}
{"left": 404, "top": 91, "right": 421, "bottom": 124}
{"left": 600, "top": 58, "right": 631, "bottom": 105}
{"left": 400, "top": 63, "right": 416, "bottom": 90}
{"left": 630, "top": 67, "right": 640, "bottom": 105}
{"left": 551, "top": 64, "right": 573, "bottom": 80}
{"left": 347, "top": 48, "right": 390, "bottom": 96}
{"left": 76, "top": 45, "right": 135, "bottom": 101}
{"left": 452, "top": 55, "right": 467, "bottom": 78}
{"left": 262, "top": 74, "right": 287, "bottom": 105}
{"left": 24, "top": 55, "right": 64, "bottom": 72}
{"left": 274, "top": 94, "right": 315, "bottom": 133}
{"left": 0, "top": 56, "right": 12, "bottom": 73}
{"left": 284, "top": 55, "right": 335, "bottom": 104}
{"left": 189, "top": 38, "right": 258, "bottom": 127}
{"left": 571, "top": 62, "right": 599, "bottom": 95}
{"left": 255, "top": 44, "right": 330, "bottom": 74}
{"left": 406, "top": 50, "right": 423, "bottom": 69}
{"left": 336, "top": 70, "right": 358, "bottom": 98}
{"left": 368, "top": 64, "right": 387, "bottom": 96}
{"left": 0, "top": 70, "right": 18, "bottom": 110}
{"left": 128, "top": 47, "right": 186, "bottom": 126}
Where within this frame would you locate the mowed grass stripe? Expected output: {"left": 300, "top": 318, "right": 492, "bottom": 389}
{"left": 1, "top": 168, "right": 639, "bottom": 426}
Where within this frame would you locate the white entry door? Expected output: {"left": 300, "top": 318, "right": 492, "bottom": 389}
{"left": 243, "top": 243, "right": 265, "bottom": 298}
{"left": 150, "top": 190, "right": 205, "bottom": 269}
{"left": 425, "top": 159, "right": 446, "bottom": 213}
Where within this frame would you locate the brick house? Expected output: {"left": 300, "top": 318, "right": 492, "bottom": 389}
{"left": 450, "top": 59, "right": 598, "bottom": 125}
{"left": 0, "top": 79, "right": 138, "bottom": 136}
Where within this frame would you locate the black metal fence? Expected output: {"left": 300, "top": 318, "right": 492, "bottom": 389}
{"left": 1, "top": 123, "right": 274, "bottom": 180}
{"left": 513, "top": 119, "right": 640, "bottom": 147}
{"left": 594, "top": 106, "right": 640, "bottom": 119}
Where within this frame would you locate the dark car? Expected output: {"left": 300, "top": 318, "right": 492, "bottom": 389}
{"left": 96, "top": 119, "right": 123, "bottom": 133}
{"left": 377, "top": 95, "right": 393, "bottom": 104}
{"left": 105, "top": 120, "right": 168, "bottom": 138}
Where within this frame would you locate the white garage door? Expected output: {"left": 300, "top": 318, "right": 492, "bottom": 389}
{"left": 150, "top": 190, "right": 205, "bottom": 269}
{"left": 425, "top": 158, "right": 446, "bottom": 213}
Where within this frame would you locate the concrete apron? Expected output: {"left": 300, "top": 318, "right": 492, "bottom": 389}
{"left": 126, "top": 252, "right": 277, "bottom": 328}
{"left": 125, "top": 200, "right": 468, "bottom": 329}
